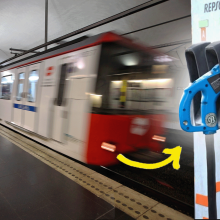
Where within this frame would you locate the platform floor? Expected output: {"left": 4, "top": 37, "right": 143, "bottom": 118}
{"left": 0, "top": 125, "right": 193, "bottom": 220}
{"left": 0, "top": 136, "right": 134, "bottom": 220}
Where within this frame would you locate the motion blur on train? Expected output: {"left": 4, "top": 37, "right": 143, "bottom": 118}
{"left": 0, "top": 32, "right": 175, "bottom": 166}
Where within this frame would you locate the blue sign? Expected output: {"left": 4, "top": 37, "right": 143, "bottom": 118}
{"left": 14, "top": 103, "right": 37, "bottom": 112}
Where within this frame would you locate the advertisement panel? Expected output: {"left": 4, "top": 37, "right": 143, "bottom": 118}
{"left": 192, "top": 0, "right": 220, "bottom": 43}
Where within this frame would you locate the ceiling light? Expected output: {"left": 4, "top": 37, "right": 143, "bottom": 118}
{"left": 29, "top": 76, "right": 39, "bottom": 81}
{"left": 154, "top": 55, "right": 173, "bottom": 62}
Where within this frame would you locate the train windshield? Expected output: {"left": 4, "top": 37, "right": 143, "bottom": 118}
{"left": 92, "top": 42, "right": 173, "bottom": 114}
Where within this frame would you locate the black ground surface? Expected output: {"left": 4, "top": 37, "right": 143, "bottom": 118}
{"left": 108, "top": 129, "right": 194, "bottom": 206}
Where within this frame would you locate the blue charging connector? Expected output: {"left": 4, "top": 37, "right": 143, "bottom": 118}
{"left": 179, "top": 64, "right": 220, "bottom": 135}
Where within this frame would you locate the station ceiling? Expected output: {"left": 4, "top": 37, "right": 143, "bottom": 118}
{"left": 0, "top": 0, "right": 191, "bottom": 66}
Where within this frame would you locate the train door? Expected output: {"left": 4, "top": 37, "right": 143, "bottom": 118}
{"left": 66, "top": 54, "right": 97, "bottom": 145}
{"left": 51, "top": 58, "right": 72, "bottom": 143}
{"left": 51, "top": 48, "right": 99, "bottom": 144}
{"left": 12, "top": 64, "right": 40, "bottom": 130}
{"left": 22, "top": 63, "right": 40, "bottom": 131}
{"left": 67, "top": 76, "right": 91, "bottom": 144}
{"left": 13, "top": 67, "right": 26, "bottom": 126}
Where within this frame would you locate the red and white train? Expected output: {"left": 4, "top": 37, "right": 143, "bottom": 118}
{"left": 0, "top": 32, "right": 173, "bottom": 166}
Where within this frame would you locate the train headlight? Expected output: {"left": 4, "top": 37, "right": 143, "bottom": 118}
{"left": 152, "top": 135, "right": 166, "bottom": 142}
{"left": 101, "top": 142, "right": 116, "bottom": 152}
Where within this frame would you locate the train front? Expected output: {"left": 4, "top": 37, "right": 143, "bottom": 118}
{"left": 86, "top": 40, "right": 174, "bottom": 166}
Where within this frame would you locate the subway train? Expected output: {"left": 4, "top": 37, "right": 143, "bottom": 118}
{"left": 0, "top": 32, "right": 174, "bottom": 166}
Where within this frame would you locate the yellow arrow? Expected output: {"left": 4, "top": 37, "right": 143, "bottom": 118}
{"left": 117, "top": 146, "right": 182, "bottom": 170}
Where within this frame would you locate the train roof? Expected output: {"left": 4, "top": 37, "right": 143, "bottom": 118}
{"left": 0, "top": 31, "right": 160, "bottom": 72}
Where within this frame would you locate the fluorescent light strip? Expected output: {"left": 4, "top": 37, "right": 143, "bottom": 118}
{"left": 112, "top": 79, "right": 171, "bottom": 83}
{"left": 85, "top": 93, "right": 102, "bottom": 97}
{"left": 128, "top": 80, "right": 142, "bottom": 83}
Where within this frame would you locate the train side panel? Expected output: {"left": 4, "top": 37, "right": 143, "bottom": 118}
{"left": 37, "top": 57, "right": 60, "bottom": 138}
{"left": 0, "top": 45, "right": 101, "bottom": 163}
{"left": 63, "top": 47, "right": 102, "bottom": 160}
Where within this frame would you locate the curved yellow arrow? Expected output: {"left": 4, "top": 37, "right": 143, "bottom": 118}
{"left": 117, "top": 146, "right": 182, "bottom": 170}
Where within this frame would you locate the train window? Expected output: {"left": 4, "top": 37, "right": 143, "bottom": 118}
{"left": 56, "top": 64, "right": 67, "bottom": 106}
{"left": 94, "top": 42, "right": 172, "bottom": 114}
{"left": 109, "top": 80, "right": 172, "bottom": 109}
{"left": 0, "top": 75, "right": 13, "bottom": 100}
{"left": 27, "top": 70, "right": 39, "bottom": 102}
{"left": 16, "top": 72, "right": 25, "bottom": 101}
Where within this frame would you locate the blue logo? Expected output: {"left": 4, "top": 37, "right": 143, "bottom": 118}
{"left": 14, "top": 104, "right": 36, "bottom": 112}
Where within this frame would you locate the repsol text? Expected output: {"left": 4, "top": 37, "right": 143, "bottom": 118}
{"left": 204, "top": 1, "right": 220, "bottom": 12}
